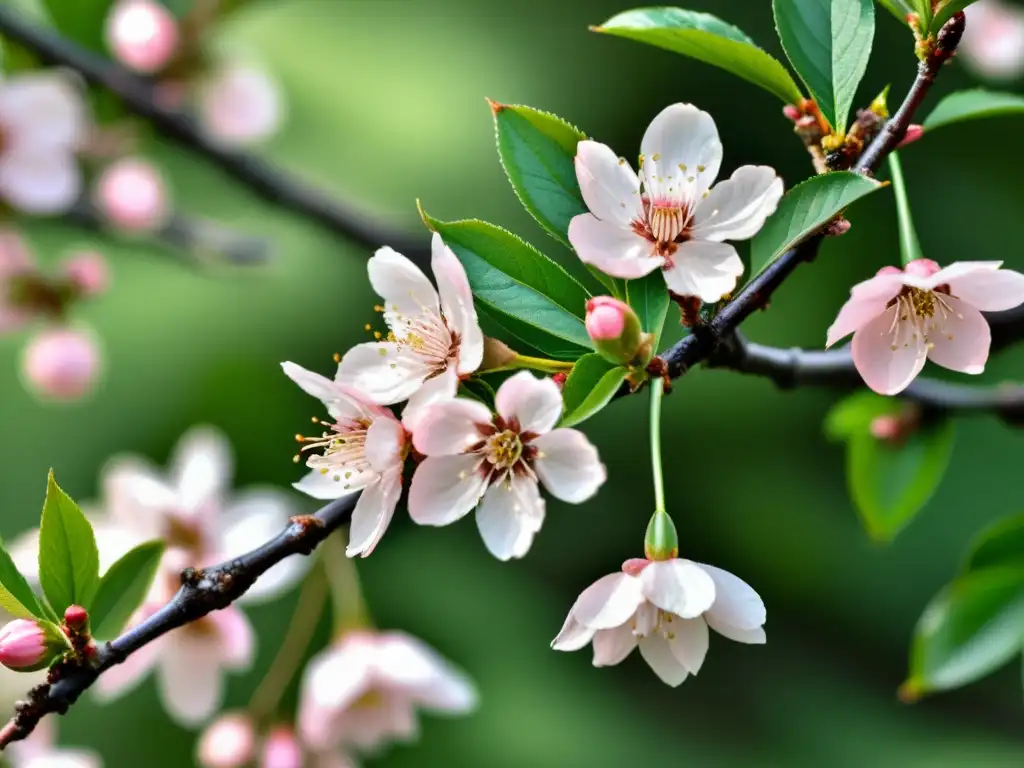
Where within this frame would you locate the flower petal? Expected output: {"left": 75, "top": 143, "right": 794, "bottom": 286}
{"left": 293, "top": 470, "right": 364, "bottom": 500}
{"left": 668, "top": 616, "right": 709, "bottom": 674}
{"left": 368, "top": 246, "right": 439, "bottom": 319}
{"left": 531, "top": 428, "right": 606, "bottom": 503}
{"left": 474, "top": 474, "right": 545, "bottom": 561}
{"left": 102, "top": 456, "right": 177, "bottom": 536}
{"left": 494, "top": 371, "right": 562, "bottom": 434}
{"left": 574, "top": 140, "right": 642, "bottom": 227}
{"left": 298, "top": 638, "right": 376, "bottom": 749}
{"left": 568, "top": 213, "right": 661, "bottom": 279}
{"left": 698, "top": 563, "right": 766, "bottom": 630}
{"left": 211, "top": 606, "right": 255, "bottom": 669}
{"left": 640, "top": 103, "right": 722, "bottom": 207}
{"left": 0, "top": 72, "right": 86, "bottom": 150}
{"left": 364, "top": 414, "right": 406, "bottom": 474}
{"left": 550, "top": 614, "right": 596, "bottom": 651}
{"left": 690, "top": 166, "right": 783, "bottom": 242}
{"left": 639, "top": 634, "right": 689, "bottom": 687}
{"left": 337, "top": 341, "right": 432, "bottom": 405}
{"left": 281, "top": 362, "right": 378, "bottom": 423}
{"left": 570, "top": 572, "right": 645, "bottom": 630}
{"left": 407, "top": 454, "right": 487, "bottom": 526}
{"left": 826, "top": 272, "right": 905, "bottom": 347}
{"left": 661, "top": 240, "right": 743, "bottom": 303}
{"left": 591, "top": 623, "right": 638, "bottom": 667}
{"left": 851, "top": 306, "right": 928, "bottom": 395}
{"left": 374, "top": 632, "right": 478, "bottom": 713}
{"left": 401, "top": 364, "right": 461, "bottom": 434}
{"left": 432, "top": 233, "right": 483, "bottom": 373}
{"left": 926, "top": 296, "right": 991, "bottom": 374}
{"left": 411, "top": 397, "right": 492, "bottom": 456}
{"left": 171, "top": 426, "right": 232, "bottom": 517}
{"left": 705, "top": 615, "right": 767, "bottom": 644}
{"left": 945, "top": 263, "right": 1024, "bottom": 312}
{"left": 94, "top": 632, "right": 161, "bottom": 701}
{"left": 157, "top": 635, "right": 226, "bottom": 726}
{"left": 347, "top": 469, "right": 402, "bottom": 558}
{"left": 640, "top": 560, "right": 716, "bottom": 619}
{"left": 0, "top": 149, "right": 80, "bottom": 214}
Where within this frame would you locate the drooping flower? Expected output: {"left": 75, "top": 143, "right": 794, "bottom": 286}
{"left": 282, "top": 362, "right": 407, "bottom": 558}
{"left": 826, "top": 259, "right": 1024, "bottom": 395}
{"left": 408, "top": 371, "right": 606, "bottom": 560}
{"left": 568, "top": 103, "right": 783, "bottom": 303}
{"left": 552, "top": 557, "right": 765, "bottom": 687}
{"left": 297, "top": 630, "right": 476, "bottom": 758}
{"left": 20, "top": 326, "right": 102, "bottom": 402}
{"left": 5, "top": 718, "right": 101, "bottom": 768}
{"left": 960, "top": 0, "right": 1024, "bottom": 81}
{"left": 337, "top": 233, "right": 483, "bottom": 419}
{"left": 0, "top": 71, "right": 87, "bottom": 214}
{"left": 198, "top": 63, "right": 283, "bottom": 147}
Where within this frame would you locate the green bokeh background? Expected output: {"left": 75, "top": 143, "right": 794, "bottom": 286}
{"left": 1, "top": 0, "right": 1023, "bottom": 765}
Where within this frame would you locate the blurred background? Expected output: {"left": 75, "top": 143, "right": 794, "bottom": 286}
{"left": 1, "top": 0, "right": 1023, "bottom": 765}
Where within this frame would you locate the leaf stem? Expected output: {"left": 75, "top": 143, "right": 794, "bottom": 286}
{"left": 321, "top": 532, "right": 373, "bottom": 636}
{"left": 887, "top": 152, "right": 924, "bottom": 265}
{"left": 649, "top": 376, "right": 666, "bottom": 515}
{"left": 487, "top": 354, "right": 575, "bottom": 374}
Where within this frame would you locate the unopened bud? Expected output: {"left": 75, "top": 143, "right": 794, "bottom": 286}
{"left": 63, "top": 251, "right": 109, "bottom": 297}
{"left": 105, "top": 0, "right": 180, "bottom": 74}
{"left": 261, "top": 726, "right": 303, "bottom": 768}
{"left": 585, "top": 296, "right": 651, "bottom": 366}
{"left": 21, "top": 327, "right": 102, "bottom": 401}
{"left": 197, "top": 712, "right": 256, "bottom": 768}
{"left": 897, "top": 124, "right": 924, "bottom": 148}
{"left": 870, "top": 415, "right": 902, "bottom": 441}
{"left": 0, "top": 619, "right": 63, "bottom": 671}
{"left": 199, "top": 64, "right": 283, "bottom": 147}
{"left": 480, "top": 336, "right": 517, "bottom": 371}
{"left": 643, "top": 511, "right": 679, "bottom": 562}
{"left": 63, "top": 605, "right": 89, "bottom": 629}
{"left": 551, "top": 372, "right": 567, "bottom": 389}
{"left": 782, "top": 104, "right": 801, "bottom": 123}
{"left": 824, "top": 218, "right": 852, "bottom": 237}
{"left": 95, "top": 158, "right": 170, "bottom": 233}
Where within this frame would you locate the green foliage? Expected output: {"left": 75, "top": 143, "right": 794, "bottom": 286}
{"left": 41, "top": 0, "right": 115, "bottom": 54}
{"left": 875, "top": 0, "right": 915, "bottom": 22}
{"left": 923, "top": 90, "right": 1024, "bottom": 132}
{"left": 90, "top": 541, "right": 165, "bottom": 640}
{"left": 886, "top": 153, "right": 924, "bottom": 266}
{"left": 559, "top": 354, "right": 628, "bottom": 427}
{"left": 594, "top": 7, "right": 804, "bottom": 104}
{"left": 0, "top": 539, "right": 50, "bottom": 622}
{"left": 929, "top": 0, "right": 978, "bottom": 34}
{"left": 38, "top": 471, "right": 101, "bottom": 614}
{"left": 823, "top": 390, "right": 900, "bottom": 442}
{"left": 625, "top": 272, "right": 670, "bottom": 350}
{"left": 963, "top": 515, "right": 1024, "bottom": 575}
{"left": 750, "top": 172, "right": 885, "bottom": 276}
{"left": 773, "top": 0, "right": 875, "bottom": 133}
{"left": 420, "top": 207, "right": 593, "bottom": 359}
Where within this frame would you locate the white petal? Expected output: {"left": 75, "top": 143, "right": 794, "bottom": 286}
{"left": 432, "top": 233, "right": 483, "bottom": 373}
{"left": 494, "top": 371, "right": 562, "bottom": 434}
{"left": 364, "top": 414, "right": 406, "bottom": 474}
{"left": 368, "top": 246, "right": 439, "bottom": 319}
{"left": 850, "top": 306, "right": 928, "bottom": 395}
{"left": 661, "top": 240, "right": 744, "bottom": 303}
{"left": 94, "top": 634, "right": 161, "bottom": 701}
{"left": 698, "top": 563, "right": 766, "bottom": 630}
{"left": 407, "top": 454, "right": 487, "bottom": 526}
{"left": 591, "top": 623, "right": 638, "bottom": 666}
{"left": 282, "top": 361, "right": 378, "bottom": 424}
{"left": 574, "top": 140, "right": 642, "bottom": 227}
{"left": 401, "top": 364, "right": 461, "bottom": 434}
{"left": 171, "top": 426, "right": 233, "bottom": 516}
{"left": 550, "top": 614, "right": 596, "bottom": 651}
{"left": 337, "top": 341, "right": 432, "bottom": 405}
{"left": 531, "top": 428, "right": 605, "bottom": 503}
{"left": 639, "top": 634, "right": 689, "bottom": 687}
{"left": 568, "top": 214, "right": 662, "bottom": 279}
{"left": 411, "top": 397, "right": 492, "bottom": 456}
{"left": 157, "top": 636, "right": 226, "bottom": 726}
{"left": 945, "top": 264, "right": 1024, "bottom": 312}
{"left": 640, "top": 103, "right": 722, "bottom": 207}
{"left": 298, "top": 639, "right": 376, "bottom": 749}
{"left": 640, "top": 560, "right": 716, "bottom": 619}
{"left": 0, "top": 149, "right": 80, "bottom": 214}
{"left": 374, "top": 632, "right": 478, "bottom": 713}
{"left": 690, "top": 166, "right": 783, "bottom": 242}
{"left": 211, "top": 606, "right": 256, "bottom": 669}
{"left": 926, "top": 297, "right": 991, "bottom": 375}
{"left": 293, "top": 470, "right": 365, "bottom": 500}
{"left": 346, "top": 469, "right": 402, "bottom": 558}
{"left": 705, "top": 615, "right": 766, "bottom": 644}
{"left": 101, "top": 456, "right": 177, "bottom": 535}
{"left": 0, "top": 72, "right": 86, "bottom": 150}
{"left": 199, "top": 64, "right": 281, "bottom": 146}
{"left": 668, "top": 616, "right": 709, "bottom": 674}
{"left": 570, "top": 572, "right": 645, "bottom": 630}
{"left": 474, "top": 474, "right": 545, "bottom": 560}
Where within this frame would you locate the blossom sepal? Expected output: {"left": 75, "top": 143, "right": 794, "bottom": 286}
{"left": 644, "top": 511, "right": 679, "bottom": 561}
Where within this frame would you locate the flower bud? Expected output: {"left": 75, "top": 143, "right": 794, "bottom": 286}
{"left": 63, "top": 605, "right": 89, "bottom": 630}
{"left": 0, "top": 620, "right": 63, "bottom": 671}
{"left": 63, "top": 251, "right": 109, "bottom": 297}
{"left": 95, "top": 158, "right": 169, "bottom": 233}
{"left": 781, "top": 104, "right": 801, "bottom": 123}
{"left": 480, "top": 336, "right": 517, "bottom": 371}
{"left": 199, "top": 64, "right": 283, "bottom": 147}
{"left": 643, "top": 511, "right": 679, "bottom": 562}
{"left": 551, "top": 372, "right": 567, "bottom": 389}
{"left": 261, "top": 726, "right": 303, "bottom": 768}
{"left": 197, "top": 712, "right": 256, "bottom": 768}
{"left": 21, "top": 327, "right": 102, "bottom": 401}
{"left": 897, "top": 124, "right": 924, "bottom": 148}
{"left": 585, "top": 297, "right": 651, "bottom": 367}
{"left": 105, "top": 0, "right": 179, "bottom": 74}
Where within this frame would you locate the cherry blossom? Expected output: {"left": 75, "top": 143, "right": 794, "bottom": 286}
{"left": 199, "top": 63, "right": 283, "bottom": 147}
{"left": 297, "top": 630, "right": 476, "bottom": 759}
{"left": 337, "top": 233, "right": 483, "bottom": 419}
{"left": 827, "top": 259, "right": 1024, "bottom": 395}
{"left": 0, "top": 72, "right": 87, "bottom": 214}
{"left": 94, "top": 158, "right": 170, "bottom": 233}
{"left": 196, "top": 711, "right": 256, "bottom": 768}
{"left": 568, "top": 103, "right": 783, "bottom": 302}
{"left": 62, "top": 251, "right": 110, "bottom": 297}
{"left": 105, "top": 0, "right": 180, "bottom": 74}
{"left": 408, "top": 371, "right": 606, "bottom": 560}
{"left": 5, "top": 718, "right": 100, "bottom": 768}
{"left": 552, "top": 557, "right": 765, "bottom": 687}
{"left": 960, "top": 0, "right": 1024, "bottom": 81}
{"left": 21, "top": 327, "right": 102, "bottom": 401}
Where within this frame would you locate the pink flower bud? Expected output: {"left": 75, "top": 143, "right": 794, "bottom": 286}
{"left": 904, "top": 258, "right": 941, "bottom": 278}
{"left": 105, "top": 0, "right": 179, "bottom": 74}
{"left": 94, "top": 158, "right": 169, "bottom": 233}
{"left": 197, "top": 712, "right": 256, "bottom": 768}
{"left": 0, "top": 620, "right": 49, "bottom": 670}
{"left": 200, "top": 64, "right": 283, "bottom": 147}
{"left": 897, "top": 124, "right": 924, "bottom": 148}
{"left": 63, "top": 605, "right": 88, "bottom": 629}
{"left": 63, "top": 251, "right": 109, "bottom": 296}
{"left": 782, "top": 104, "right": 801, "bottom": 122}
{"left": 586, "top": 296, "right": 627, "bottom": 341}
{"left": 869, "top": 415, "right": 902, "bottom": 441}
{"left": 551, "top": 372, "right": 567, "bottom": 389}
{"left": 261, "top": 726, "right": 303, "bottom": 768}
{"left": 21, "top": 327, "right": 101, "bottom": 401}
{"left": 585, "top": 296, "right": 649, "bottom": 366}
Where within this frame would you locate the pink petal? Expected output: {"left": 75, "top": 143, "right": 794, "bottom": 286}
{"left": 826, "top": 272, "right": 905, "bottom": 347}
{"left": 337, "top": 341, "right": 432, "bottom": 405}
{"left": 374, "top": 632, "right": 478, "bottom": 713}
{"left": 171, "top": 426, "right": 232, "bottom": 516}
{"left": 411, "top": 397, "right": 491, "bottom": 456}
{"left": 346, "top": 469, "right": 402, "bottom": 558}
{"left": 591, "top": 624, "right": 638, "bottom": 667}
{"left": 494, "top": 371, "right": 562, "bottom": 434}
{"left": 568, "top": 213, "right": 662, "bottom": 279}
{"left": 364, "top": 414, "right": 405, "bottom": 474}
{"left": 697, "top": 563, "right": 766, "bottom": 630}
{"left": 944, "top": 263, "right": 1024, "bottom": 311}
{"left": 157, "top": 634, "right": 226, "bottom": 725}
{"left": 530, "top": 428, "right": 606, "bottom": 503}
{"left": 550, "top": 614, "right": 596, "bottom": 652}
{"left": 661, "top": 240, "right": 743, "bottom": 303}
{"left": 0, "top": 72, "right": 86, "bottom": 150}
{"left": 298, "top": 639, "right": 376, "bottom": 750}
{"left": 640, "top": 560, "right": 716, "bottom": 619}
{"left": 668, "top": 616, "right": 709, "bottom": 674}
{"left": 570, "top": 572, "right": 645, "bottom": 630}
{"left": 199, "top": 64, "right": 282, "bottom": 146}
{"left": 850, "top": 307, "right": 928, "bottom": 395}
{"left": 474, "top": 474, "right": 545, "bottom": 561}
{"left": 368, "top": 245, "right": 439, "bottom": 319}
{"left": 401, "top": 364, "right": 460, "bottom": 433}
{"left": 638, "top": 634, "right": 689, "bottom": 687}
{"left": 926, "top": 297, "right": 991, "bottom": 374}
{"left": 640, "top": 103, "right": 722, "bottom": 207}
{"left": 431, "top": 233, "right": 483, "bottom": 373}
{"left": 575, "top": 139, "right": 642, "bottom": 226}
{"left": 705, "top": 615, "right": 767, "bottom": 644}
{"left": 211, "top": 606, "right": 255, "bottom": 669}
{"left": 690, "top": 166, "right": 783, "bottom": 242}
{"left": 407, "top": 454, "right": 488, "bottom": 526}
{"left": 94, "top": 634, "right": 162, "bottom": 701}
{"left": 101, "top": 456, "right": 177, "bottom": 536}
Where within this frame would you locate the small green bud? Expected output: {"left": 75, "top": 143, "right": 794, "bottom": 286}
{"left": 644, "top": 511, "right": 679, "bottom": 561}
{"left": 585, "top": 296, "right": 652, "bottom": 367}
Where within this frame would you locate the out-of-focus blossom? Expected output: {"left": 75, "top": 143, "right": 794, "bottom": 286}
{"left": 552, "top": 557, "right": 765, "bottom": 687}
{"left": 960, "top": 0, "right": 1024, "bottom": 81}
{"left": 94, "top": 158, "right": 169, "bottom": 233}
{"left": 5, "top": 718, "right": 101, "bottom": 768}
{"left": 261, "top": 726, "right": 303, "bottom": 768}
{"left": 196, "top": 711, "right": 257, "bottom": 768}
{"left": 199, "top": 63, "right": 283, "bottom": 146}
{"left": 826, "top": 259, "right": 1024, "bottom": 395}
{"left": 0, "top": 229, "right": 36, "bottom": 334}
{"left": 568, "top": 103, "right": 782, "bottom": 302}
{"left": 105, "top": 0, "right": 180, "bottom": 74}
{"left": 62, "top": 251, "right": 110, "bottom": 297}
{"left": 0, "top": 72, "right": 87, "bottom": 214}
{"left": 298, "top": 630, "right": 476, "bottom": 758}
{"left": 21, "top": 326, "right": 102, "bottom": 402}
{"left": 409, "top": 371, "right": 605, "bottom": 560}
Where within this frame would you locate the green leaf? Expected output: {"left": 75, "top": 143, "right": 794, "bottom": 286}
{"left": 886, "top": 153, "right": 924, "bottom": 266}
{"left": 923, "top": 90, "right": 1024, "bottom": 133}
{"left": 875, "top": 0, "right": 915, "bottom": 23}
{"left": 38, "top": 470, "right": 101, "bottom": 614}
{"left": 907, "top": 566, "right": 1024, "bottom": 695}
{"left": 0, "top": 539, "right": 48, "bottom": 621}
{"left": 963, "top": 515, "right": 1024, "bottom": 574}
{"left": 911, "top": 0, "right": 934, "bottom": 28}
{"left": 847, "top": 419, "right": 955, "bottom": 542}
{"left": 41, "top": 0, "right": 115, "bottom": 54}
{"left": 773, "top": 0, "right": 875, "bottom": 133}
{"left": 89, "top": 541, "right": 165, "bottom": 641}
{"left": 823, "top": 390, "right": 900, "bottom": 442}
{"left": 750, "top": 172, "right": 885, "bottom": 275}
{"left": 420, "top": 208, "right": 593, "bottom": 359}
{"left": 930, "top": 0, "right": 977, "bottom": 34}
{"left": 595, "top": 8, "right": 804, "bottom": 105}
{"left": 560, "top": 354, "right": 629, "bottom": 428}
{"left": 625, "top": 271, "right": 670, "bottom": 349}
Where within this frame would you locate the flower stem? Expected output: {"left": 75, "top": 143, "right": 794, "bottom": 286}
{"left": 321, "top": 531, "right": 374, "bottom": 636}
{"left": 887, "top": 152, "right": 924, "bottom": 266}
{"left": 505, "top": 354, "right": 575, "bottom": 374}
{"left": 649, "top": 376, "right": 666, "bottom": 515}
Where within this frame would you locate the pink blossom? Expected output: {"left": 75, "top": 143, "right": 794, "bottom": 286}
{"left": 261, "top": 726, "right": 303, "bottom": 768}
{"left": 196, "top": 712, "right": 256, "bottom": 768}
{"left": 21, "top": 327, "right": 101, "bottom": 401}
{"left": 5, "top": 718, "right": 101, "bottom": 768}
{"left": 105, "top": 0, "right": 179, "bottom": 74}
{"left": 960, "top": 0, "right": 1024, "bottom": 81}
{"left": 0, "top": 229, "right": 36, "bottom": 334}
{"left": 408, "top": 371, "right": 606, "bottom": 560}
{"left": 585, "top": 296, "right": 628, "bottom": 340}
{"left": 298, "top": 630, "right": 476, "bottom": 757}
{"left": 337, "top": 234, "right": 484, "bottom": 421}
{"left": 552, "top": 557, "right": 765, "bottom": 687}
{"left": 94, "top": 158, "right": 169, "bottom": 233}
{"left": 827, "top": 259, "right": 1024, "bottom": 395}
{"left": 62, "top": 251, "right": 110, "bottom": 296}
{"left": 199, "top": 63, "right": 283, "bottom": 146}
{"left": 568, "top": 103, "right": 783, "bottom": 302}
{"left": 0, "top": 619, "right": 49, "bottom": 670}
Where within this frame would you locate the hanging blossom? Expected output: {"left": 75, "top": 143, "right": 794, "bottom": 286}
{"left": 827, "top": 259, "right": 1024, "bottom": 395}
{"left": 552, "top": 557, "right": 765, "bottom": 687}
{"left": 297, "top": 630, "right": 477, "bottom": 761}
{"left": 4, "top": 717, "right": 100, "bottom": 767}
{"left": 568, "top": 103, "right": 783, "bottom": 303}
{"left": 337, "top": 233, "right": 484, "bottom": 421}
{"left": 960, "top": 0, "right": 1024, "bottom": 81}
{"left": 408, "top": 371, "right": 606, "bottom": 560}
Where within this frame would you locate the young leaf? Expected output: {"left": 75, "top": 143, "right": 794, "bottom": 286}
{"left": 911, "top": 0, "right": 934, "bottom": 28}
{"left": 38, "top": 470, "right": 101, "bottom": 614}
{"left": 0, "top": 540, "right": 49, "bottom": 621}
{"left": 876, "top": 0, "right": 915, "bottom": 23}
{"left": 923, "top": 90, "right": 1024, "bottom": 133}
{"left": 773, "top": 0, "right": 875, "bottom": 133}
{"left": 89, "top": 540, "right": 165, "bottom": 641}
{"left": 823, "top": 390, "right": 900, "bottom": 442}
{"left": 930, "top": 0, "right": 977, "bottom": 34}
{"left": 962, "top": 515, "right": 1024, "bottom": 574}
{"left": 41, "top": 0, "right": 115, "bottom": 54}
{"left": 887, "top": 153, "right": 924, "bottom": 266}
{"left": 594, "top": 8, "right": 804, "bottom": 105}
{"left": 560, "top": 354, "right": 628, "bottom": 427}
{"left": 907, "top": 566, "right": 1024, "bottom": 695}
{"left": 847, "top": 418, "right": 955, "bottom": 542}
{"left": 750, "top": 172, "right": 885, "bottom": 275}
{"left": 420, "top": 206, "right": 593, "bottom": 359}
{"left": 625, "top": 271, "right": 670, "bottom": 349}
